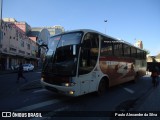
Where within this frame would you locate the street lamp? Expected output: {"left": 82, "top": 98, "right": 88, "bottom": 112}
{"left": 104, "top": 20, "right": 107, "bottom": 34}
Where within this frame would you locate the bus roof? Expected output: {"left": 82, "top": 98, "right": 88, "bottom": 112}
{"left": 51, "top": 29, "right": 146, "bottom": 52}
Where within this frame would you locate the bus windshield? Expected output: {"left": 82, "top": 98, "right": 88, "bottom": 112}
{"left": 46, "top": 35, "right": 61, "bottom": 56}
{"left": 43, "top": 32, "right": 83, "bottom": 76}
{"left": 55, "top": 32, "right": 83, "bottom": 61}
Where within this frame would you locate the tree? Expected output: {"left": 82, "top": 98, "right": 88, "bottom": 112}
{"left": 143, "top": 49, "right": 150, "bottom": 55}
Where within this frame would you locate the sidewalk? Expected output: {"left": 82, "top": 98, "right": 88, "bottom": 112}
{"left": 138, "top": 81, "right": 160, "bottom": 111}
{"left": 127, "top": 75, "right": 160, "bottom": 120}
{"left": 1, "top": 71, "right": 160, "bottom": 118}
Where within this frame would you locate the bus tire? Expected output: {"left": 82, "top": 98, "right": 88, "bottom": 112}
{"left": 97, "top": 79, "right": 107, "bottom": 96}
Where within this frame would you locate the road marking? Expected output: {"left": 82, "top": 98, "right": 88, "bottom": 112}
{"left": 14, "top": 99, "right": 61, "bottom": 111}
{"left": 123, "top": 87, "right": 134, "bottom": 94}
{"left": 33, "top": 89, "right": 47, "bottom": 93}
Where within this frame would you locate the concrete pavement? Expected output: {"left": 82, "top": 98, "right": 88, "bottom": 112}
{"left": 1, "top": 70, "right": 160, "bottom": 119}
{"left": 130, "top": 75, "right": 160, "bottom": 112}
{"left": 138, "top": 82, "right": 160, "bottom": 112}
{"left": 116, "top": 75, "right": 160, "bottom": 120}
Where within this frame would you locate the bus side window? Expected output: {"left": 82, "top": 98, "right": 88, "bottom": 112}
{"left": 113, "top": 43, "right": 123, "bottom": 56}
{"left": 131, "top": 47, "right": 137, "bottom": 58}
{"left": 123, "top": 44, "right": 131, "bottom": 57}
{"left": 101, "top": 36, "right": 113, "bottom": 56}
{"left": 79, "top": 33, "right": 99, "bottom": 75}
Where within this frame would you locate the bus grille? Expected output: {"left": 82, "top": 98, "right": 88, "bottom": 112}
{"left": 44, "top": 76, "right": 70, "bottom": 86}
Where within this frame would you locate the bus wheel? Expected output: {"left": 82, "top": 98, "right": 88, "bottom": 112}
{"left": 97, "top": 79, "right": 107, "bottom": 96}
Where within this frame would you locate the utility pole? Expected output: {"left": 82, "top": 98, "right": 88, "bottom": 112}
{"left": 0, "top": 0, "right": 3, "bottom": 41}
{"left": 104, "top": 20, "right": 107, "bottom": 34}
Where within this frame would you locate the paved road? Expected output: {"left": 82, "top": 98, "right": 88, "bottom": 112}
{"left": 0, "top": 72, "right": 156, "bottom": 120}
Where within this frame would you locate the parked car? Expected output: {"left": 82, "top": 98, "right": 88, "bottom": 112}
{"left": 23, "top": 64, "right": 34, "bottom": 72}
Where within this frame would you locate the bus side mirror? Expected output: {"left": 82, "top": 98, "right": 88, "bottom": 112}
{"left": 39, "top": 44, "right": 48, "bottom": 50}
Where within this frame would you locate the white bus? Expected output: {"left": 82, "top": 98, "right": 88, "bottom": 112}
{"left": 40, "top": 29, "right": 146, "bottom": 96}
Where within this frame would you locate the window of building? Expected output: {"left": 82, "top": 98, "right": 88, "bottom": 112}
{"left": 21, "top": 40, "right": 24, "bottom": 47}
{"left": 27, "top": 44, "right": 30, "bottom": 50}
{"left": 10, "top": 48, "right": 17, "bottom": 52}
{"left": 19, "top": 50, "right": 25, "bottom": 54}
{"left": 27, "top": 53, "right": 30, "bottom": 56}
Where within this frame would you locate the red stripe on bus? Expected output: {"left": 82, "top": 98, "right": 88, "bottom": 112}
{"left": 99, "top": 56, "right": 134, "bottom": 63}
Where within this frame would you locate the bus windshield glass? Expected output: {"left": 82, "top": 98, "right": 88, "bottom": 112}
{"left": 46, "top": 35, "right": 61, "bottom": 56}
{"left": 57, "top": 32, "right": 83, "bottom": 48}
{"left": 43, "top": 32, "right": 83, "bottom": 76}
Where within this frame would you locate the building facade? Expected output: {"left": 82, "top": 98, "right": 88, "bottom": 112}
{"left": 3, "top": 18, "right": 31, "bottom": 34}
{"left": 29, "top": 25, "right": 64, "bottom": 37}
{"left": 54, "top": 25, "right": 65, "bottom": 35}
{"left": 134, "top": 40, "right": 143, "bottom": 49}
{"left": 0, "top": 18, "right": 65, "bottom": 70}
{"left": 155, "top": 54, "right": 160, "bottom": 62}
{"left": 0, "top": 19, "right": 38, "bottom": 70}
{"left": 147, "top": 54, "right": 160, "bottom": 63}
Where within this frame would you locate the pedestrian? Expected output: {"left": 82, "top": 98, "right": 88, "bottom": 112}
{"left": 16, "top": 63, "right": 27, "bottom": 83}
{"left": 151, "top": 66, "right": 159, "bottom": 87}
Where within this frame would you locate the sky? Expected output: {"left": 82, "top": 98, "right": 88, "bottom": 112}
{"left": 1, "top": 0, "right": 160, "bottom": 56}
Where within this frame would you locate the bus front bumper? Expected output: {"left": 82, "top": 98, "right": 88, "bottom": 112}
{"left": 41, "top": 79, "right": 78, "bottom": 96}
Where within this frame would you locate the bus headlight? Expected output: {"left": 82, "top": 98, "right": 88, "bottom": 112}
{"left": 63, "top": 82, "right": 75, "bottom": 87}
{"left": 64, "top": 83, "right": 69, "bottom": 87}
{"left": 69, "top": 91, "right": 74, "bottom": 95}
